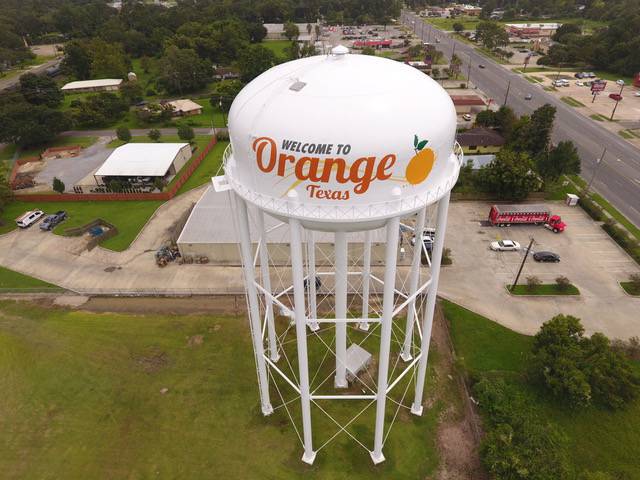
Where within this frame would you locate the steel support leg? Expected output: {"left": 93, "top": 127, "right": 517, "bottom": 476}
{"left": 370, "top": 216, "right": 401, "bottom": 464}
{"left": 359, "top": 230, "right": 372, "bottom": 331}
{"left": 235, "top": 195, "right": 273, "bottom": 416}
{"left": 412, "top": 192, "right": 450, "bottom": 416}
{"left": 401, "top": 208, "right": 427, "bottom": 361}
{"left": 334, "top": 231, "right": 348, "bottom": 388}
{"left": 306, "top": 230, "right": 320, "bottom": 331}
{"left": 290, "top": 218, "right": 316, "bottom": 464}
{"left": 257, "top": 210, "right": 279, "bottom": 362}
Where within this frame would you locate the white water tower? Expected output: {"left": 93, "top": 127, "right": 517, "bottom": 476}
{"left": 213, "top": 45, "right": 462, "bottom": 465}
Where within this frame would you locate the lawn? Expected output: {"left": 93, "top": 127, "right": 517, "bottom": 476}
{"left": 263, "top": 40, "right": 293, "bottom": 61}
{"left": 507, "top": 283, "right": 580, "bottom": 295}
{"left": 561, "top": 96, "right": 585, "bottom": 107}
{"left": 425, "top": 16, "right": 481, "bottom": 31}
{"left": 443, "top": 299, "right": 640, "bottom": 478}
{"left": 176, "top": 141, "right": 228, "bottom": 195}
{"left": 0, "top": 200, "right": 162, "bottom": 251}
{"left": 620, "top": 281, "right": 640, "bottom": 296}
{"left": 619, "top": 129, "right": 634, "bottom": 139}
{"left": 0, "top": 300, "right": 448, "bottom": 479}
{"left": 0, "top": 266, "right": 62, "bottom": 291}
{"left": 0, "top": 144, "right": 18, "bottom": 162}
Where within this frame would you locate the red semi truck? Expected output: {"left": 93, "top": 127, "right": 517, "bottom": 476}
{"left": 488, "top": 204, "right": 566, "bottom": 233}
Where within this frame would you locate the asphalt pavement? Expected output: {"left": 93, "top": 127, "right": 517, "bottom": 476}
{"left": 401, "top": 10, "right": 640, "bottom": 228}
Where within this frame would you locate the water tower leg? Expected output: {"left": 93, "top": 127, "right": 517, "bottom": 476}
{"left": 370, "top": 216, "right": 401, "bottom": 465}
{"left": 358, "top": 230, "right": 372, "bottom": 331}
{"left": 257, "top": 211, "right": 279, "bottom": 363}
{"left": 290, "top": 218, "right": 316, "bottom": 464}
{"left": 334, "top": 231, "right": 349, "bottom": 389}
{"left": 306, "top": 230, "right": 320, "bottom": 331}
{"left": 411, "top": 192, "right": 450, "bottom": 416}
{"left": 235, "top": 195, "right": 273, "bottom": 416}
{"left": 401, "top": 208, "right": 427, "bottom": 362}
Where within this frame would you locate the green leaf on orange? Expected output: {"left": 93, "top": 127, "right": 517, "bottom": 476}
{"left": 417, "top": 139, "right": 428, "bottom": 150}
{"left": 413, "top": 134, "right": 418, "bottom": 148}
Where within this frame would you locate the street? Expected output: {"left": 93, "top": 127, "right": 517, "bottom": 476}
{"left": 401, "top": 11, "right": 640, "bottom": 228}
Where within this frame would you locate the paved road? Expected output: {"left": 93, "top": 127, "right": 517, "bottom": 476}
{"left": 401, "top": 11, "right": 640, "bottom": 228}
{"left": 60, "top": 127, "right": 221, "bottom": 137}
{"left": 0, "top": 58, "right": 61, "bottom": 91}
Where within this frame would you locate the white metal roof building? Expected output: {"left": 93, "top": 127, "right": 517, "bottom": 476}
{"left": 94, "top": 143, "right": 191, "bottom": 184}
{"left": 166, "top": 99, "right": 203, "bottom": 116}
{"left": 61, "top": 79, "right": 123, "bottom": 93}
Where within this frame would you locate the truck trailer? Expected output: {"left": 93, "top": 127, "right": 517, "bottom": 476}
{"left": 488, "top": 204, "right": 566, "bottom": 233}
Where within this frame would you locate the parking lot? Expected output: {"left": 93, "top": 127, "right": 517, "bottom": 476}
{"left": 440, "top": 201, "right": 640, "bottom": 338}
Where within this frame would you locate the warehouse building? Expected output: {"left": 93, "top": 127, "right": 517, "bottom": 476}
{"left": 61, "top": 78, "right": 123, "bottom": 93}
{"left": 177, "top": 187, "right": 396, "bottom": 266}
{"left": 93, "top": 143, "right": 191, "bottom": 186}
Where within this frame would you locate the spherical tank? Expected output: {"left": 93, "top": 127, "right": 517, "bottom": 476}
{"left": 225, "top": 45, "right": 462, "bottom": 231}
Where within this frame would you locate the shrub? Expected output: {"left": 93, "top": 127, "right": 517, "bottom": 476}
{"left": 473, "top": 377, "right": 571, "bottom": 479}
{"left": 602, "top": 220, "right": 640, "bottom": 264}
{"left": 526, "top": 275, "right": 541, "bottom": 291}
{"left": 116, "top": 126, "right": 131, "bottom": 143}
{"left": 153, "top": 177, "right": 165, "bottom": 192}
{"left": 579, "top": 194, "right": 604, "bottom": 221}
{"left": 555, "top": 276, "right": 571, "bottom": 291}
{"left": 216, "top": 130, "right": 230, "bottom": 141}
{"left": 146, "top": 88, "right": 157, "bottom": 96}
{"left": 177, "top": 124, "right": 195, "bottom": 142}
{"left": 611, "top": 336, "right": 640, "bottom": 361}
{"left": 52, "top": 177, "right": 65, "bottom": 194}
{"left": 148, "top": 129, "right": 161, "bottom": 142}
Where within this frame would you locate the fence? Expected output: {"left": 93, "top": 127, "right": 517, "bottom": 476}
{"left": 13, "top": 136, "right": 217, "bottom": 203}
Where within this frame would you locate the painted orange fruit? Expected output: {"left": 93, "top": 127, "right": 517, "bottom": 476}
{"left": 405, "top": 135, "right": 435, "bottom": 185}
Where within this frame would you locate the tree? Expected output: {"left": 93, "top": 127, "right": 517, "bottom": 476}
{"left": 452, "top": 22, "right": 464, "bottom": 33}
{"left": 89, "top": 39, "right": 129, "bottom": 79}
{"left": 509, "top": 104, "right": 556, "bottom": 157}
{"left": 177, "top": 124, "right": 195, "bottom": 142}
{"left": 537, "top": 140, "right": 581, "bottom": 182}
{"left": 475, "top": 148, "right": 541, "bottom": 200}
{"left": 210, "top": 80, "right": 243, "bottom": 113}
{"left": 0, "top": 99, "right": 70, "bottom": 147}
{"left": 448, "top": 53, "right": 462, "bottom": 78}
{"left": 283, "top": 21, "right": 300, "bottom": 41}
{"left": 552, "top": 23, "right": 582, "bottom": 43}
{"left": 52, "top": 177, "right": 65, "bottom": 194}
{"left": 19, "top": 73, "right": 63, "bottom": 108}
{"left": 247, "top": 22, "right": 267, "bottom": 43}
{"left": 148, "top": 129, "right": 161, "bottom": 142}
{"left": 0, "top": 169, "right": 13, "bottom": 213}
{"left": 119, "top": 81, "right": 143, "bottom": 105}
{"left": 69, "top": 93, "right": 129, "bottom": 128}
{"left": 361, "top": 46, "right": 376, "bottom": 56}
{"left": 526, "top": 275, "right": 541, "bottom": 291}
{"left": 530, "top": 315, "right": 640, "bottom": 409}
{"left": 475, "top": 21, "right": 509, "bottom": 50}
{"left": 62, "top": 40, "right": 92, "bottom": 79}
{"left": 555, "top": 276, "right": 571, "bottom": 292}
{"left": 237, "top": 44, "right": 277, "bottom": 83}
{"left": 116, "top": 126, "right": 131, "bottom": 143}
{"left": 159, "top": 46, "right": 212, "bottom": 94}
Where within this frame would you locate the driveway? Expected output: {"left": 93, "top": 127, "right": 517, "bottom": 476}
{"left": 34, "top": 137, "right": 113, "bottom": 191}
{"left": 440, "top": 201, "right": 640, "bottom": 338}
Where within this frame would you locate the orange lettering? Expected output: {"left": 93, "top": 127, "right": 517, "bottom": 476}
{"left": 377, "top": 154, "right": 396, "bottom": 180}
{"left": 253, "top": 137, "right": 276, "bottom": 173}
{"left": 350, "top": 156, "right": 376, "bottom": 194}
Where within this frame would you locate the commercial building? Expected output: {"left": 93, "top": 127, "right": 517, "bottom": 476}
{"left": 263, "top": 23, "right": 318, "bottom": 43}
{"left": 93, "top": 143, "right": 191, "bottom": 186}
{"left": 166, "top": 99, "right": 203, "bottom": 117}
{"left": 505, "top": 23, "right": 561, "bottom": 38}
{"left": 452, "top": 4, "right": 483, "bottom": 16}
{"left": 449, "top": 94, "right": 487, "bottom": 113}
{"left": 60, "top": 78, "right": 123, "bottom": 93}
{"left": 177, "top": 187, "right": 391, "bottom": 265}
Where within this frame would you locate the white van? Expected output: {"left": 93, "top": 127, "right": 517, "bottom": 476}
{"left": 16, "top": 210, "right": 45, "bottom": 228}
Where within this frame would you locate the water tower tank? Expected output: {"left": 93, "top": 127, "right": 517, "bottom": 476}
{"left": 225, "top": 45, "right": 461, "bottom": 231}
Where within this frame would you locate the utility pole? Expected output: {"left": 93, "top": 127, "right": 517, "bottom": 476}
{"left": 510, "top": 238, "right": 534, "bottom": 292}
{"left": 609, "top": 82, "right": 625, "bottom": 121}
{"left": 586, "top": 147, "right": 606, "bottom": 194}
{"left": 467, "top": 60, "right": 472, "bottom": 86}
{"left": 503, "top": 79, "right": 511, "bottom": 106}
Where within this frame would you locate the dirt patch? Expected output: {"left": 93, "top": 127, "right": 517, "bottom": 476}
{"left": 80, "top": 295, "right": 248, "bottom": 316}
{"left": 430, "top": 303, "right": 486, "bottom": 480}
{"left": 187, "top": 334, "right": 204, "bottom": 347}
{"left": 132, "top": 347, "right": 169, "bottom": 374}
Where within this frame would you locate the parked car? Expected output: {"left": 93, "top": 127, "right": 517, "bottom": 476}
{"left": 16, "top": 210, "right": 44, "bottom": 228}
{"left": 490, "top": 240, "right": 521, "bottom": 251}
{"left": 462, "top": 113, "right": 472, "bottom": 121}
{"left": 576, "top": 81, "right": 584, "bottom": 86}
{"left": 478, "top": 64, "right": 486, "bottom": 69}
{"left": 574, "top": 72, "right": 585, "bottom": 79}
{"left": 524, "top": 93, "right": 533, "bottom": 100}
{"left": 585, "top": 72, "right": 596, "bottom": 78}
{"left": 609, "top": 93, "right": 623, "bottom": 101}
{"left": 39, "top": 210, "right": 67, "bottom": 231}
{"left": 533, "top": 251, "right": 560, "bottom": 262}
{"left": 635, "top": 92, "right": 640, "bottom": 97}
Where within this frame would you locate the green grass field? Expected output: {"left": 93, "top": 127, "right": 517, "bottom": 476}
{"left": 0, "top": 301, "right": 450, "bottom": 479}
{"left": 0, "top": 200, "right": 162, "bottom": 251}
{"left": 561, "top": 96, "right": 586, "bottom": 107}
{"left": 0, "top": 144, "right": 18, "bottom": 162}
{"left": 263, "top": 40, "right": 293, "bottom": 61}
{"left": 0, "top": 266, "right": 62, "bottom": 291}
{"left": 507, "top": 283, "right": 580, "bottom": 295}
{"left": 443, "top": 299, "right": 640, "bottom": 478}
{"left": 176, "top": 141, "right": 227, "bottom": 195}
{"left": 425, "top": 16, "right": 481, "bottom": 31}
{"left": 620, "top": 281, "right": 640, "bottom": 296}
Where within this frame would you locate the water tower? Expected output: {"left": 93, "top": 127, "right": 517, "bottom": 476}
{"left": 213, "top": 45, "right": 462, "bottom": 465}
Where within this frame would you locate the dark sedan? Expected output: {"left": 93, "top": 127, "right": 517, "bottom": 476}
{"left": 533, "top": 251, "right": 560, "bottom": 263}
{"left": 40, "top": 210, "right": 67, "bottom": 231}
